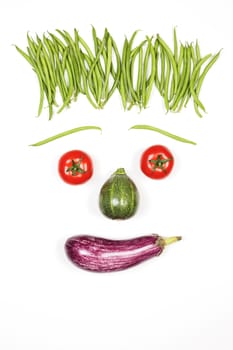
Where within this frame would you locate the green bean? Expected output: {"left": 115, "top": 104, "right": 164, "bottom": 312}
{"left": 32, "top": 40, "right": 54, "bottom": 119}
{"left": 129, "top": 49, "right": 138, "bottom": 86}
{"left": 47, "top": 38, "right": 65, "bottom": 108}
{"left": 83, "top": 52, "right": 101, "bottom": 107}
{"left": 194, "top": 51, "right": 221, "bottom": 117}
{"left": 141, "top": 38, "right": 152, "bottom": 108}
{"left": 26, "top": 33, "right": 38, "bottom": 60}
{"left": 78, "top": 32, "right": 104, "bottom": 100}
{"left": 193, "top": 100, "right": 204, "bottom": 118}
{"left": 131, "top": 39, "right": 147, "bottom": 57}
{"left": 56, "top": 29, "right": 73, "bottom": 47}
{"left": 103, "top": 35, "right": 112, "bottom": 101}
{"left": 167, "top": 28, "right": 179, "bottom": 102}
{"left": 67, "top": 50, "right": 79, "bottom": 100}
{"left": 61, "top": 47, "right": 78, "bottom": 102}
{"left": 39, "top": 54, "right": 53, "bottom": 103}
{"left": 78, "top": 34, "right": 95, "bottom": 59}
{"left": 120, "top": 38, "right": 129, "bottom": 108}
{"left": 159, "top": 44, "right": 166, "bottom": 95}
{"left": 169, "top": 42, "right": 183, "bottom": 100}
{"left": 125, "top": 31, "right": 140, "bottom": 107}
{"left": 55, "top": 29, "right": 81, "bottom": 99}
{"left": 95, "top": 36, "right": 108, "bottom": 79}
{"left": 195, "top": 40, "right": 201, "bottom": 61}
{"left": 163, "top": 48, "right": 171, "bottom": 111}
{"left": 59, "top": 29, "right": 83, "bottom": 94}
{"left": 39, "top": 39, "right": 57, "bottom": 91}
{"left": 122, "top": 38, "right": 129, "bottom": 92}
{"left": 26, "top": 39, "right": 40, "bottom": 67}
{"left": 28, "top": 61, "right": 45, "bottom": 116}
{"left": 57, "top": 56, "right": 74, "bottom": 113}
{"left": 190, "top": 53, "right": 212, "bottom": 112}
{"left": 126, "top": 39, "right": 146, "bottom": 109}
{"left": 171, "top": 46, "right": 191, "bottom": 111}
{"left": 43, "top": 36, "right": 57, "bottom": 76}
{"left": 173, "top": 27, "right": 178, "bottom": 63}
{"left": 177, "top": 44, "right": 184, "bottom": 72}
{"left": 92, "top": 25, "right": 99, "bottom": 56}
{"left": 129, "top": 124, "right": 196, "bottom": 145}
{"left": 17, "top": 40, "right": 46, "bottom": 116}
{"left": 154, "top": 38, "right": 161, "bottom": 92}
{"left": 35, "top": 70, "right": 45, "bottom": 116}
{"left": 184, "top": 88, "right": 191, "bottom": 108}
{"left": 102, "top": 34, "right": 121, "bottom": 106}
{"left": 61, "top": 46, "right": 69, "bottom": 72}
{"left": 88, "top": 30, "right": 106, "bottom": 105}
{"left": 168, "top": 42, "right": 184, "bottom": 102}
{"left": 49, "top": 32, "right": 66, "bottom": 51}
{"left": 80, "top": 52, "right": 99, "bottom": 108}
{"left": 136, "top": 45, "right": 143, "bottom": 106}
{"left": 15, "top": 45, "right": 33, "bottom": 65}
{"left": 78, "top": 34, "right": 102, "bottom": 106}
{"left": 177, "top": 86, "right": 190, "bottom": 112}
{"left": 157, "top": 34, "right": 178, "bottom": 93}
{"left": 196, "top": 50, "right": 221, "bottom": 99}
{"left": 182, "top": 43, "right": 196, "bottom": 109}
{"left": 190, "top": 43, "right": 197, "bottom": 67}
{"left": 129, "top": 45, "right": 141, "bottom": 104}
{"left": 74, "top": 29, "right": 87, "bottom": 94}
{"left": 51, "top": 42, "right": 68, "bottom": 102}
{"left": 84, "top": 52, "right": 100, "bottom": 101}
{"left": 119, "top": 74, "right": 127, "bottom": 110}
{"left": 143, "top": 37, "right": 156, "bottom": 108}
{"left": 33, "top": 52, "right": 49, "bottom": 91}
{"left": 127, "top": 48, "right": 140, "bottom": 110}
{"left": 30, "top": 126, "right": 102, "bottom": 146}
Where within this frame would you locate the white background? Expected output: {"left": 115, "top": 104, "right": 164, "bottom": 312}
{"left": 0, "top": 1, "right": 233, "bottom": 349}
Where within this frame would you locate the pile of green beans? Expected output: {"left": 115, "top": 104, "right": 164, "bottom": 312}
{"left": 16, "top": 27, "right": 220, "bottom": 119}
{"left": 154, "top": 31, "right": 221, "bottom": 116}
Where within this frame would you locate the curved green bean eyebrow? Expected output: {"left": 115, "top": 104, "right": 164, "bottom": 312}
{"left": 129, "top": 124, "right": 196, "bottom": 145}
{"left": 30, "top": 125, "right": 102, "bottom": 146}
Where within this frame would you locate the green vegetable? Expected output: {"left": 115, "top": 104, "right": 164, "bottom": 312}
{"left": 30, "top": 125, "right": 102, "bottom": 146}
{"left": 129, "top": 124, "right": 196, "bottom": 145}
{"left": 157, "top": 34, "right": 179, "bottom": 95}
{"left": 193, "top": 50, "right": 221, "bottom": 117}
{"left": 99, "top": 168, "right": 139, "bottom": 220}
{"left": 16, "top": 27, "right": 220, "bottom": 118}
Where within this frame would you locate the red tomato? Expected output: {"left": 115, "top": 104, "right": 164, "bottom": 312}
{"left": 58, "top": 150, "right": 93, "bottom": 185}
{"left": 140, "top": 145, "right": 174, "bottom": 179}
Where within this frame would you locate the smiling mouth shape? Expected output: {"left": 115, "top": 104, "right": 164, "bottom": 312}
{"left": 65, "top": 234, "right": 182, "bottom": 273}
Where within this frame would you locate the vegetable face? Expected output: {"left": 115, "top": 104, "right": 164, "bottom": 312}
{"left": 58, "top": 150, "right": 93, "bottom": 185}
{"left": 140, "top": 145, "right": 174, "bottom": 179}
{"left": 65, "top": 234, "right": 181, "bottom": 272}
{"left": 99, "top": 168, "right": 139, "bottom": 219}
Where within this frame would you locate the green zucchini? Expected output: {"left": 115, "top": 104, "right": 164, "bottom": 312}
{"left": 99, "top": 168, "right": 139, "bottom": 219}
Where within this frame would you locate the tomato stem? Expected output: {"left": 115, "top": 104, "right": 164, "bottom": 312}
{"left": 66, "top": 159, "right": 86, "bottom": 176}
{"left": 149, "top": 155, "right": 172, "bottom": 171}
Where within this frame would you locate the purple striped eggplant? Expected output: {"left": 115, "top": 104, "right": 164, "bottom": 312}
{"left": 65, "top": 234, "right": 181, "bottom": 272}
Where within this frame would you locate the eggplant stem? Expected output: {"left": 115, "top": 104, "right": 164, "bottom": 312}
{"left": 163, "top": 236, "right": 182, "bottom": 246}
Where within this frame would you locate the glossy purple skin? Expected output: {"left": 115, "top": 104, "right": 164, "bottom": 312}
{"left": 65, "top": 234, "right": 164, "bottom": 272}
